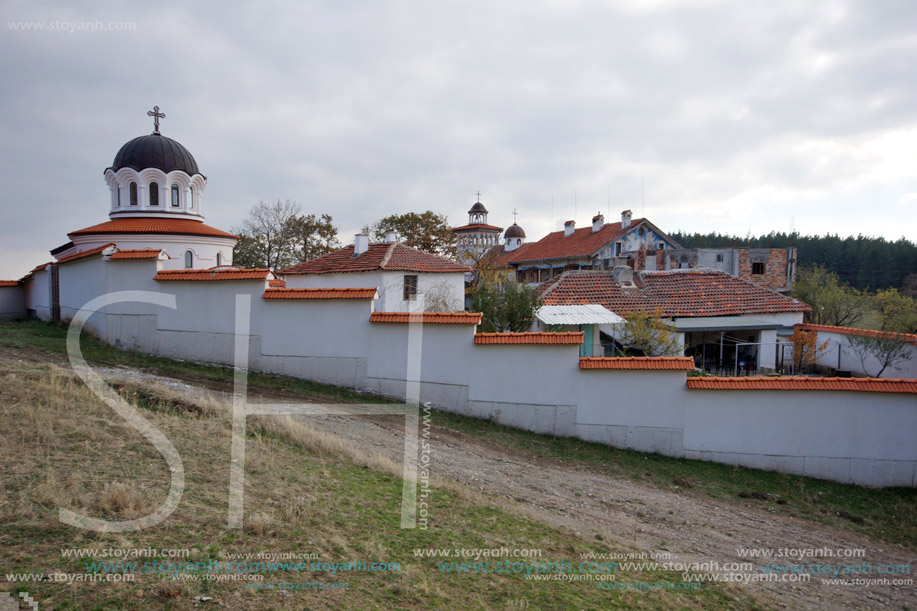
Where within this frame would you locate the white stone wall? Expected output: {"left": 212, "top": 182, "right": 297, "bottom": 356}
{"left": 23, "top": 268, "right": 51, "bottom": 320}
{"left": 42, "top": 256, "right": 917, "bottom": 488}
{"left": 0, "top": 286, "right": 25, "bottom": 320}
{"left": 808, "top": 328, "right": 917, "bottom": 379}
{"left": 285, "top": 271, "right": 465, "bottom": 312}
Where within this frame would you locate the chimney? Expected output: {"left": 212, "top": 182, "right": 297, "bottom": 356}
{"left": 564, "top": 220, "right": 575, "bottom": 237}
{"left": 621, "top": 209, "right": 632, "bottom": 229}
{"left": 592, "top": 213, "right": 604, "bottom": 233}
{"left": 353, "top": 234, "right": 369, "bottom": 255}
{"left": 611, "top": 263, "right": 634, "bottom": 287}
{"left": 384, "top": 231, "right": 397, "bottom": 243}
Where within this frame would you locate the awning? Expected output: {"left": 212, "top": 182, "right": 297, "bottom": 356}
{"left": 536, "top": 304, "right": 624, "bottom": 325}
{"left": 674, "top": 316, "right": 782, "bottom": 333}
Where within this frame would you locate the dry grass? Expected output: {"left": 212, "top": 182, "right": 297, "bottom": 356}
{"left": 0, "top": 357, "right": 755, "bottom": 610}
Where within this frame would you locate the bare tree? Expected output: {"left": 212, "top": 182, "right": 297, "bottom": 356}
{"left": 233, "top": 200, "right": 339, "bottom": 269}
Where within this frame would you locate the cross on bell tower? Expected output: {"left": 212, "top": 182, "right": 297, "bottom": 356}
{"left": 147, "top": 105, "right": 166, "bottom": 134}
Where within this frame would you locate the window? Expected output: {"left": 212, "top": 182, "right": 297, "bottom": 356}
{"left": 171, "top": 185, "right": 180, "bottom": 207}
{"left": 614, "top": 242, "right": 623, "bottom": 256}
{"left": 716, "top": 253, "right": 724, "bottom": 262}
{"left": 130, "top": 182, "right": 138, "bottom": 206}
{"left": 216, "top": 252, "right": 222, "bottom": 267}
{"left": 116, "top": 187, "right": 121, "bottom": 207}
{"left": 149, "top": 183, "right": 159, "bottom": 206}
{"left": 752, "top": 262, "right": 765, "bottom": 275}
{"left": 188, "top": 187, "right": 194, "bottom": 209}
{"left": 184, "top": 251, "right": 193, "bottom": 269}
{"left": 403, "top": 275, "right": 418, "bottom": 301}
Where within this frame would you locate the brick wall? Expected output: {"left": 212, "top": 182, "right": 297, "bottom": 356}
{"left": 738, "top": 248, "right": 792, "bottom": 292}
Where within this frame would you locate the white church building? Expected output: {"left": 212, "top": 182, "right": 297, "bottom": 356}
{"left": 0, "top": 111, "right": 914, "bottom": 489}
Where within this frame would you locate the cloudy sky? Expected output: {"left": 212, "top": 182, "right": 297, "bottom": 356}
{"left": 2, "top": 0, "right": 916, "bottom": 278}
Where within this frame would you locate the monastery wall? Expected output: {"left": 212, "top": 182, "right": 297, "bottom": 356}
{"left": 23, "top": 258, "right": 917, "bottom": 488}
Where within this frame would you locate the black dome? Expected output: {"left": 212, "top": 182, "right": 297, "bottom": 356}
{"left": 109, "top": 134, "right": 202, "bottom": 176}
{"left": 504, "top": 223, "right": 525, "bottom": 239}
{"left": 468, "top": 201, "right": 488, "bottom": 214}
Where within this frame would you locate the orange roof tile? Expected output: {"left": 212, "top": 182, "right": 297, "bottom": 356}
{"left": 281, "top": 242, "right": 470, "bottom": 275}
{"left": 30, "top": 262, "right": 50, "bottom": 272}
{"left": 268, "top": 279, "right": 287, "bottom": 288}
{"left": 509, "top": 219, "right": 647, "bottom": 263}
{"left": 69, "top": 218, "right": 237, "bottom": 239}
{"left": 797, "top": 324, "right": 917, "bottom": 345}
{"left": 0, "top": 280, "right": 21, "bottom": 287}
{"left": 580, "top": 357, "right": 695, "bottom": 370}
{"left": 107, "top": 249, "right": 165, "bottom": 260}
{"left": 479, "top": 243, "right": 535, "bottom": 270}
{"left": 263, "top": 288, "right": 377, "bottom": 300}
{"left": 686, "top": 376, "right": 917, "bottom": 394}
{"left": 474, "top": 332, "right": 584, "bottom": 345}
{"left": 452, "top": 223, "right": 504, "bottom": 233}
{"left": 541, "top": 270, "right": 809, "bottom": 317}
{"left": 154, "top": 268, "right": 272, "bottom": 281}
{"left": 55, "top": 243, "right": 116, "bottom": 265}
{"left": 369, "top": 312, "right": 483, "bottom": 324}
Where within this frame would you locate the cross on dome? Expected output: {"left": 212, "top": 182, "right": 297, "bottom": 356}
{"left": 147, "top": 105, "right": 166, "bottom": 134}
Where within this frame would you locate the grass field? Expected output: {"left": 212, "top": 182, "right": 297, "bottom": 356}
{"left": 1, "top": 321, "right": 762, "bottom": 610}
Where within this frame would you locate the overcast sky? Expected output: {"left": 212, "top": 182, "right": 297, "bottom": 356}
{"left": 2, "top": 0, "right": 916, "bottom": 278}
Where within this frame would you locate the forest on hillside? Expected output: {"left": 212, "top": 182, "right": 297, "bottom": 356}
{"left": 670, "top": 231, "right": 917, "bottom": 294}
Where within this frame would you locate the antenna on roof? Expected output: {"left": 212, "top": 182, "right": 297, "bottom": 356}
{"left": 641, "top": 175, "right": 645, "bottom": 216}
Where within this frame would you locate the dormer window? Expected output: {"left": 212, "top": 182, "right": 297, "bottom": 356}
{"left": 171, "top": 185, "right": 180, "bottom": 207}
{"left": 150, "top": 183, "right": 159, "bottom": 206}
{"left": 130, "top": 182, "right": 138, "bottom": 206}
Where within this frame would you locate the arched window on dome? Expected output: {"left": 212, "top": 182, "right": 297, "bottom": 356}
{"left": 130, "top": 182, "right": 138, "bottom": 206}
{"left": 171, "top": 185, "right": 180, "bottom": 207}
{"left": 149, "top": 183, "right": 159, "bottom": 206}
{"left": 184, "top": 251, "right": 193, "bottom": 269}
{"left": 116, "top": 187, "right": 121, "bottom": 207}
{"left": 188, "top": 187, "right": 194, "bottom": 209}
{"left": 216, "top": 252, "right": 223, "bottom": 267}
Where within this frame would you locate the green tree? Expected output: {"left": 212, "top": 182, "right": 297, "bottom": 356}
{"left": 471, "top": 280, "right": 542, "bottom": 333}
{"left": 233, "top": 200, "right": 339, "bottom": 269}
{"left": 846, "top": 333, "right": 913, "bottom": 378}
{"left": 791, "top": 265, "right": 868, "bottom": 327}
{"left": 618, "top": 308, "right": 681, "bottom": 357}
{"left": 365, "top": 211, "right": 457, "bottom": 257}
{"left": 873, "top": 288, "right": 917, "bottom": 334}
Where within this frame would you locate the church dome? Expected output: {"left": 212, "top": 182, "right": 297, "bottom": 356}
{"left": 504, "top": 223, "right": 525, "bottom": 239}
{"left": 108, "top": 134, "right": 202, "bottom": 176}
{"left": 468, "top": 201, "right": 488, "bottom": 214}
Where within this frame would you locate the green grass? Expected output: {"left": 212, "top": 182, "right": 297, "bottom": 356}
{"left": 0, "top": 346, "right": 756, "bottom": 609}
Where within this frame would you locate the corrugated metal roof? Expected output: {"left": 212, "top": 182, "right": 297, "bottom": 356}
{"left": 536, "top": 304, "right": 624, "bottom": 325}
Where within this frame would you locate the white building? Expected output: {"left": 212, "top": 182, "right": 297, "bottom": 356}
{"left": 280, "top": 235, "right": 470, "bottom": 312}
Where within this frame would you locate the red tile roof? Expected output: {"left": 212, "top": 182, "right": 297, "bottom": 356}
{"left": 107, "top": 249, "right": 165, "bottom": 260}
{"left": 280, "top": 242, "right": 471, "bottom": 275}
{"left": 30, "top": 262, "right": 50, "bottom": 272}
{"left": 797, "top": 323, "right": 917, "bottom": 345}
{"left": 263, "top": 288, "right": 377, "bottom": 300}
{"left": 474, "top": 332, "right": 584, "bottom": 345}
{"left": 687, "top": 376, "right": 917, "bottom": 394}
{"left": 154, "top": 268, "right": 272, "bottom": 281}
{"left": 452, "top": 223, "right": 504, "bottom": 232}
{"left": 0, "top": 280, "right": 21, "bottom": 287}
{"left": 479, "top": 243, "right": 535, "bottom": 270}
{"left": 268, "top": 279, "right": 287, "bottom": 288}
{"left": 508, "top": 219, "right": 646, "bottom": 263}
{"left": 580, "top": 357, "right": 695, "bottom": 370}
{"left": 369, "top": 312, "right": 483, "bottom": 324}
{"left": 55, "top": 243, "right": 116, "bottom": 265}
{"left": 541, "top": 270, "right": 809, "bottom": 317}
{"left": 69, "top": 218, "right": 237, "bottom": 239}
